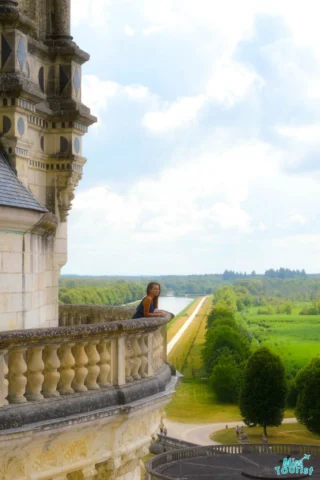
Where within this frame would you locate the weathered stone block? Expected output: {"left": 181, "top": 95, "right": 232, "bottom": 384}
{"left": 0, "top": 273, "right": 22, "bottom": 293}
{"left": 0, "top": 312, "right": 17, "bottom": 330}
{"left": 2, "top": 252, "right": 22, "bottom": 273}
{"left": 0, "top": 233, "right": 22, "bottom": 253}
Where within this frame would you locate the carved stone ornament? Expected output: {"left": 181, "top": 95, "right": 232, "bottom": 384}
{"left": 56, "top": 171, "right": 81, "bottom": 221}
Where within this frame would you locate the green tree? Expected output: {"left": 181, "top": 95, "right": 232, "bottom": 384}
{"left": 239, "top": 347, "right": 287, "bottom": 436}
{"left": 202, "top": 325, "right": 250, "bottom": 373}
{"left": 295, "top": 358, "right": 320, "bottom": 434}
{"left": 214, "top": 286, "right": 238, "bottom": 312}
{"left": 206, "top": 306, "right": 235, "bottom": 329}
{"left": 286, "top": 379, "right": 298, "bottom": 408}
{"left": 209, "top": 354, "right": 243, "bottom": 403}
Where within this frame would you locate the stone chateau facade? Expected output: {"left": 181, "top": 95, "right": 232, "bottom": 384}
{"left": 0, "top": 2, "right": 176, "bottom": 479}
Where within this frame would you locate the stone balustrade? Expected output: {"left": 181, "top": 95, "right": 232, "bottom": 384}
{"left": 146, "top": 443, "right": 320, "bottom": 479}
{"left": 59, "top": 304, "right": 136, "bottom": 326}
{"left": 0, "top": 312, "right": 172, "bottom": 428}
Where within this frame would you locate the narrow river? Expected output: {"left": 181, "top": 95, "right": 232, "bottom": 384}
{"left": 158, "top": 296, "right": 195, "bottom": 315}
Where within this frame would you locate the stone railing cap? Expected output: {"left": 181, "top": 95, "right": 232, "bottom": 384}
{"left": 0, "top": 313, "right": 173, "bottom": 350}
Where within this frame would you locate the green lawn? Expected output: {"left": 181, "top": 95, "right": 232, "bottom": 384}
{"left": 166, "top": 379, "right": 295, "bottom": 423}
{"left": 238, "top": 307, "right": 320, "bottom": 377}
{"left": 168, "top": 296, "right": 212, "bottom": 372}
{"left": 212, "top": 422, "right": 320, "bottom": 445}
{"left": 166, "top": 299, "right": 299, "bottom": 424}
{"left": 166, "top": 379, "right": 243, "bottom": 423}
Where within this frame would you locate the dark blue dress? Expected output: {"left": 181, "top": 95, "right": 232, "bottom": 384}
{"left": 132, "top": 297, "right": 155, "bottom": 318}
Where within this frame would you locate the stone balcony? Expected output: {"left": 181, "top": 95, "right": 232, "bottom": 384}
{"left": 0, "top": 306, "right": 175, "bottom": 480}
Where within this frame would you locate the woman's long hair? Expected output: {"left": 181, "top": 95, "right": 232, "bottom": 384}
{"left": 146, "top": 282, "right": 161, "bottom": 309}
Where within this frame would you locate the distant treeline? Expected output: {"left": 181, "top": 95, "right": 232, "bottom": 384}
{"left": 59, "top": 271, "right": 320, "bottom": 306}
{"left": 59, "top": 280, "right": 145, "bottom": 305}
{"left": 222, "top": 268, "right": 307, "bottom": 280}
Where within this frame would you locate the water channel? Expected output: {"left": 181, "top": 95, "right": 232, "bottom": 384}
{"left": 158, "top": 296, "right": 195, "bottom": 315}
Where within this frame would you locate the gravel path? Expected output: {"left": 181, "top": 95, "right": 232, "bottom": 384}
{"left": 164, "top": 418, "right": 297, "bottom": 445}
{"left": 167, "top": 296, "right": 207, "bottom": 355}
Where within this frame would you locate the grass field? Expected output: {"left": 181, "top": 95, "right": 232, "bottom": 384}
{"left": 167, "top": 296, "right": 211, "bottom": 372}
{"left": 238, "top": 307, "right": 320, "bottom": 377}
{"left": 212, "top": 423, "right": 320, "bottom": 445}
{"left": 166, "top": 298, "right": 298, "bottom": 424}
{"left": 167, "top": 296, "right": 247, "bottom": 423}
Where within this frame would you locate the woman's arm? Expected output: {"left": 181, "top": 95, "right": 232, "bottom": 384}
{"left": 143, "top": 297, "right": 166, "bottom": 317}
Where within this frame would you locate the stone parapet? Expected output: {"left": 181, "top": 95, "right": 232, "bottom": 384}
{"left": 59, "top": 304, "right": 137, "bottom": 326}
{"left": 0, "top": 312, "right": 173, "bottom": 413}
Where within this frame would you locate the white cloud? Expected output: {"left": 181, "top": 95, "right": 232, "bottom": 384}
{"left": 124, "top": 25, "right": 135, "bottom": 36}
{"left": 124, "top": 85, "right": 151, "bottom": 100}
{"left": 72, "top": 139, "right": 279, "bottom": 248}
{"left": 258, "top": 222, "right": 268, "bottom": 232}
{"left": 206, "top": 59, "right": 263, "bottom": 106}
{"left": 72, "top": 0, "right": 112, "bottom": 29}
{"left": 68, "top": 0, "right": 320, "bottom": 274}
{"left": 143, "top": 95, "right": 205, "bottom": 133}
{"left": 288, "top": 214, "right": 306, "bottom": 225}
{"left": 142, "top": 25, "right": 165, "bottom": 36}
{"left": 273, "top": 234, "right": 320, "bottom": 249}
{"left": 202, "top": 203, "right": 251, "bottom": 230}
{"left": 82, "top": 75, "right": 153, "bottom": 125}
{"left": 277, "top": 125, "right": 320, "bottom": 143}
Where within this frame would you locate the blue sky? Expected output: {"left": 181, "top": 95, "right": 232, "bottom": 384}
{"left": 63, "top": 0, "right": 320, "bottom": 275}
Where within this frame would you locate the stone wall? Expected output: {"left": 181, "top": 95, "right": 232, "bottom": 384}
{"left": 0, "top": 209, "right": 65, "bottom": 331}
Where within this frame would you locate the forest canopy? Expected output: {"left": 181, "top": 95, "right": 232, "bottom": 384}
{"left": 59, "top": 270, "right": 320, "bottom": 306}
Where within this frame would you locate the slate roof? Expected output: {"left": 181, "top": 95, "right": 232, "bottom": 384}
{"left": 0, "top": 150, "right": 47, "bottom": 213}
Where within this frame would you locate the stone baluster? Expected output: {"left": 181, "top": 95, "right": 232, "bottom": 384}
{"left": 8, "top": 348, "right": 27, "bottom": 404}
{"left": 85, "top": 340, "right": 100, "bottom": 390}
{"left": 152, "top": 332, "right": 159, "bottom": 371}
{"left": 125, "top": 339, "right": 134, "bottom": 383}
{"left": 0, "top": 350, "right": 9, "bottom": 406}
{"left": 58, "top": 343, "right": 75, "bottom": 395}
{"left": 72, "top": 342, "right": 88, "bottom": 392}
{"left": 157, "top": 330, "right": 164, "bottom": 366}
{"left": 97, "top": 339, "right": 111, "bottom": 387}
{"left": 161, "top": 324, "right": 168, "bottom": 363}
{"left": 26, "top": 346, "right": 45, "bottom": 401}
{"left": 139, "top": 335, "right": 148, "bottom": 378}
{"left": 131, "top": 337, "right": 142, "bottom": 380}
{"left": 153, "top": 330, "right": 163, "bottom": 371}
{"left": 147, "top": 333, "right": 154, "bottom": 377}
{"left": 42, "top": 344, "right": 61, "bottom": 398}
{"left": 60, "top": 314, "right": 66, "bottom": 326}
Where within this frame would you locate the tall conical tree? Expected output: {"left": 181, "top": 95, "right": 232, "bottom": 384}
{"left": 239, "top": 347, "right": 287, "bottom": 437}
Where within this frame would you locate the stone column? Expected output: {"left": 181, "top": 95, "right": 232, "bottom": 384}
{"left": 52, "top": 0, "right": 71, "bottom": 39}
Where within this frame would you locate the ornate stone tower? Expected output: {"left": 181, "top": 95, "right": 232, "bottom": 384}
{"left": 0, "top": 0, "right": 96, "bottom": 330}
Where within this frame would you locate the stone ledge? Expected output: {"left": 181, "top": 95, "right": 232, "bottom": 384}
{"left": 0, "top": 366, "right": 172, "bottom": 433}
{"left": 0, "top": 314, "right": 171, "bottom": 349}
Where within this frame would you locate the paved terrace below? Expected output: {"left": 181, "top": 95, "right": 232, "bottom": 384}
{"left": 147, "top": 444, "right": 320, "bottom": 479}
